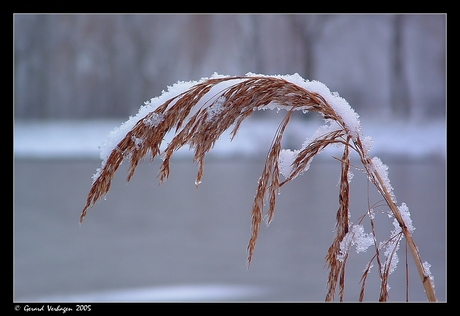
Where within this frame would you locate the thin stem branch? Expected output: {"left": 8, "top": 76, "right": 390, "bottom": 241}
{"left": 363, "top": 152, "right": 437, "bottom": 302}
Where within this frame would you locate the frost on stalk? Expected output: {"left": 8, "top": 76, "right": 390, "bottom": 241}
{"left": 91, "top": 167, "right": 102, "bottom": 184}
{"left": 398, "top": 203, "right": 415, "bottom": 233}
{"left": 131, "top": 136, "right": 143, "bottom": 149}
{"left": 378, "top": 203, "right": 415, "bottom": 276}
{"left": 423, "top": 261, "right": 436, "bottom": 291}
{"left": 371, "top": 157, "right": 396, "bottom": 203}
{"left": 347, "top": 170, "right": 354, "bottom": 183}
{"left": 278, "top": 73, "right": 361, "bottom": 137}
{"left": 338, "top": 224, "right": 374, "bottom": 262}
{"left": 380, "top": 237, "right": 400, "bottom": 275}
{"left": 380, "top": 216, "right": 405, "bottom": 276}
{"left": 278, "top": 149, "right": 300, "bottom": 178}
{"left": 205, "top": 96, "right": 226, "bottom": 122}
{"left": 144, "top": 112, "right": 165, "bottom": 127}
{"left": 361, "top": 135, "right": 373, "bottom": 153}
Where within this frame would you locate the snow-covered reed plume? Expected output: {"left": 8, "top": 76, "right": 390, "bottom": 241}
{"left": 80, "top": 73, "right": 436, "bottom": 302}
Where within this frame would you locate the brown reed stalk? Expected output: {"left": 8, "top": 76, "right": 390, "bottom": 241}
{"left": 80, "top": 75, "right": 436, "bottom": 302}
{"left": 324, "top": 135, "right": 351, "bottom": 302}
{"left": 359, "top": 207, "right": 385, "bottom": 301}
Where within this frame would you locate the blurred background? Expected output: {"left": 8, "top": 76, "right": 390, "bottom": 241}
{"left": 15, "top": 14, "right": 445, "bottom": 120}
{"left": 13, "top": 14, "right": 446, "bottom": 302}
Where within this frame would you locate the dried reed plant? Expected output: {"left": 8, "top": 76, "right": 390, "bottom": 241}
{"left": 80, "top": 74, "right": 436, "bottom": 302}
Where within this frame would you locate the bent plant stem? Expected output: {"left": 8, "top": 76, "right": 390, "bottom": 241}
{"left": 80, "top": 75, "right": 437, "bottom": 301}
{"left": 361, "top": 153, "right": 437, "bottom": 302}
